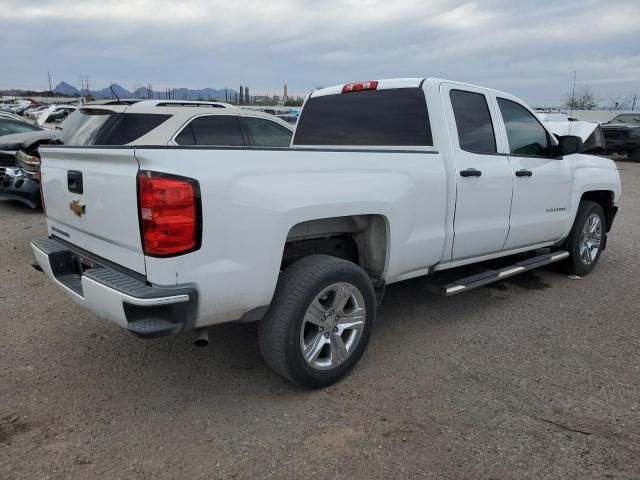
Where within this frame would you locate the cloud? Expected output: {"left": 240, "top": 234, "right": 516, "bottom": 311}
{"left": 1, "top": 0, "right": 639, "bottom": 105}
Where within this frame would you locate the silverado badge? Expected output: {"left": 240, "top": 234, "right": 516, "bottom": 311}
{"left": 69, "top": 200, "right": 86, "bottom": 217}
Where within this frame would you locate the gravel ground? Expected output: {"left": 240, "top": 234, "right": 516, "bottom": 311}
{"left": 1, "top": 160, "right": 639, "bottom": 480}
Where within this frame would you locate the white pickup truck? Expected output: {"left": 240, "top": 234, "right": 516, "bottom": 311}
{"left": 32, "top": 78, "right": 621, "bottom": 388}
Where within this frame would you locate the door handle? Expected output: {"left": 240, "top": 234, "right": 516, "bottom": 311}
{"left": 515, "top": 169, "right": 533, "bottom": 177}
{"left": 67, "top": 170, "right": 83, "bottom": 194}
{"left": 460, "top": 168, "right": 482, "bottom": 177}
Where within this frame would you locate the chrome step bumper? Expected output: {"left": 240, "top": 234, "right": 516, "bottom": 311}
{"left": 31, "top": 237, "right": 198, "bottom": 338}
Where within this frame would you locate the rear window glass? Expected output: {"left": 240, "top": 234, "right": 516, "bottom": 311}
{"left": 175, "top": 115, "right": 245, "bottom": 146}
{"left": 97, "top": 114, "right": 170, "bottom": 145}
{"left": 56, "top": 109, "right": 114, "bottom": 145}
{"left": 294, "top": 88, "right": 432, "bottom": 146}
{"left": 449, "top": 90, "right": 497, "bottom": 154}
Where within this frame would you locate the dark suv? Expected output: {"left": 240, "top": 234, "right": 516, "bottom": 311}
{"left": 601, "top": 113, "right": 640, "bottom": 160}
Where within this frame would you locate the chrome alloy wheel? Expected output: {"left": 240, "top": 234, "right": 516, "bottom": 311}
{"left": 579, "top": 213, "right": 602, "bottom": 265}
{"left": 300, "top": 282, "right": 367, "bottom": 371}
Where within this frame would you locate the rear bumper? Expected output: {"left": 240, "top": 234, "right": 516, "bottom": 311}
{"left": 0, "top": 170, "right": 41, "bottom": 209}
{"left": 31, "top": 237, "right": 198, "bottom": 338}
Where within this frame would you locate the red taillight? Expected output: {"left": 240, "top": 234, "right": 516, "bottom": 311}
{"left": 341, "top": 81, "right": 378, "bottom": 93}
{"left": 138, "top": 171, "right": 201, "bottom": 256}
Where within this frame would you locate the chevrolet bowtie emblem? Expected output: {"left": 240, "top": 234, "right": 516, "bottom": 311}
{"left": 69, "top": 200, "right": 86, "bottom": 217}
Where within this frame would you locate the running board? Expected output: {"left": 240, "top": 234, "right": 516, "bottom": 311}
{"left": 426, "top": 250, "right": 569, "bottom": 296}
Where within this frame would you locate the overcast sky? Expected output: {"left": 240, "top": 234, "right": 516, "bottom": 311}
{"left": 1, "top": 0, "right": 639, "bottom": 106}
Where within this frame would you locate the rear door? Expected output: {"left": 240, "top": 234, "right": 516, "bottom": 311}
{"left": 493, "top": 96, "right": 573, "bottom": 249}
{"left": 442, "top": 84, "right": 513, "bottom": 259}
{"left": 40, "top": 147, "right": 145, "bottom": 274}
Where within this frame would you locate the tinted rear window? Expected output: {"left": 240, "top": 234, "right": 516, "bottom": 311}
{"left": 294, "top": 88, "right": 432, "bottom": 146}
{"left": 57, "top": 109, "right": 114, "bottom": 145}
{"left": 98, "top": 114, "right": 170, "bottom": 145}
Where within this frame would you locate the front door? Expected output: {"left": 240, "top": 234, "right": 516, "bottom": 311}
{"left": 442, "top": 84, "right": 513, "bottom": 260}
{"left": 493, "top": 97, "right": 573, "bottom": 249}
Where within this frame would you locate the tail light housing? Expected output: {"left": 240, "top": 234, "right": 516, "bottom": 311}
{"left": 137, "top": 171, "right": 202, "bottom": 257}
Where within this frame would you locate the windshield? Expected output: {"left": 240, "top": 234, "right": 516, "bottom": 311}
{"left": 610, "top": 114, "right": 640, "bottom": 125}
{"left": 0, "top": 119, "right": 42, "bottom": 136}
{"left": 56, "top": 108, "right": 114, "bottom": 145}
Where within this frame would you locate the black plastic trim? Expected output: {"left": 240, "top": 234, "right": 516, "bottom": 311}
{"left": 48, "top": 235, "right": 147, "bottom": 282}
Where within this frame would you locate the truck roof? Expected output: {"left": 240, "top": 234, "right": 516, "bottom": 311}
{"left": 309, "top": 77, "right": 513, "bottom": 99}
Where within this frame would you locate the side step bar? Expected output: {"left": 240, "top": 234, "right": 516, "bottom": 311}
{"left": 427, "top": 250, "right": 569, "bottom": 296}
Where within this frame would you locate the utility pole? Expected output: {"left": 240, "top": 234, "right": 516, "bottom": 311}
{"left": 632, "top": 94, "right": 637, "bottom": 111}
{"left": 47, "top": 72, "right": 52, "bottom": 93}
{"left": 80, "top": 75, "right": 90, "bottom": 98}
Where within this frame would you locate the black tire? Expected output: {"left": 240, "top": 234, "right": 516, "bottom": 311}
{"left": 258, "top": 254, "right": 376, "bottom": 388}
{"left": 629, "top": 148, "right": 640, "bottom": 162}
{"left": 563, "top": 201, "right": 605, "bottom": 276}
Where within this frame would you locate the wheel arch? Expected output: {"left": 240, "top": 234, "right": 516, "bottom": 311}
{"left": 580, "top": 190, "right": 616, "bottom": 232}
{"left": 282, "top": 214, "right": 390, "bottom": 279}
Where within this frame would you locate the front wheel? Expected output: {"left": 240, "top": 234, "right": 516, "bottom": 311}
{"left": 563, "top": 201, "right": 605, "bottom": 276}
{"left": 258, "top": 255, "right": 376, "bottom": 388}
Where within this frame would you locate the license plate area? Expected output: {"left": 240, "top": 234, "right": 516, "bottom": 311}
{"left": 49, "top": 250, "right": 102, "bottom": 278}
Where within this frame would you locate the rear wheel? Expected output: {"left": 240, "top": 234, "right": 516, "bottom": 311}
{"left": 563, "top": 201, "right": 605, "bottom": 276}
{"left": 258, "top": 255, "right": 376, "bottom": 388}
{"left": 629, "top": 148, "right": 640, "bottom": 162}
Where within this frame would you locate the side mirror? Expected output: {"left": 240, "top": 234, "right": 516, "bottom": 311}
{"left": 556, "top": 135, "right": 584, "bottom": 156}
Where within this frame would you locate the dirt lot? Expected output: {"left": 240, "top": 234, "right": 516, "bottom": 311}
{"left": 1, "top": 161, "right": 639, "bottom": 480}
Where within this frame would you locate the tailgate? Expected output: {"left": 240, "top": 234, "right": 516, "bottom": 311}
{"left": 39, "top": 147, "right": 145, "bottom": 275}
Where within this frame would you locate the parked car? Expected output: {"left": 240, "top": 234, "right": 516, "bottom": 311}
{"left": 0, "top": 100, "right": 293, "bottom": 208}
{"left": 0, "top": 118, "right": 42, "bottom": 137}
{"left": 31, "top": 78, "right": 620, "bottom": 388}
{"left": 0, "top": 111, "right": 33, "bottom": 123}
{"left": 25, "top": 106, "right": 50, "bottom": 119}
{"left": 537, "top": 112, "right": 605, "bottom": 154}
{"left": 601, "top": 113, "right": 640, "bottom": 160}
{"left": 36, "top": 105, "right": 78, "bottom": 126}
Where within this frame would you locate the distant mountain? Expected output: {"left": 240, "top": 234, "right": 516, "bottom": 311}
{"left": 5, "top": 81, "right": 237, "bottom": 101}
{"left": 91, "top": 83, "right": 133, "bottom": 99}
{"left": 53, "top": 81, "right": 80, "bottom": 96}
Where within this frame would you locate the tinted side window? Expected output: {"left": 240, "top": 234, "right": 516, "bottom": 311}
{"left": 175, "top": 115, "right": 245, "bottom": 146}
{"left": 294, "top": 88, "right": 432, "bottom": 146}
{"left": 449, "top": 90, "right": 496, "bottom": 154}
{"left": 243, "top": 117, "right": 292, "bottom": 147}
{"left": 498, "top": 98, "right": 550, "bottom": 156}
{"left": 98, "top": 114, "right": 170, "bottom": 145}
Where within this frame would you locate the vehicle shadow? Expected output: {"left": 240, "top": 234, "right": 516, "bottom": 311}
{"left": 51, "top": 266, "right": 566, "bottom": 409}
{"left": 0, "top": 199, "right": 42, "bottom": 214}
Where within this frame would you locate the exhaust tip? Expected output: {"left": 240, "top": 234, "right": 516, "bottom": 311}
{"left": 194, "top": 328, "right": 209, "bottom": 347}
